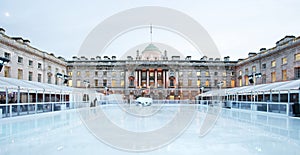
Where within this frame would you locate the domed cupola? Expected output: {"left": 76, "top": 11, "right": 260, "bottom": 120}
{"left": 141, "top": 43, "right": 163, "bottom": 60}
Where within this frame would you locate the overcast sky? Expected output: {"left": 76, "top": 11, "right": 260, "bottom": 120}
{"left": 1, "top": 0, "right": 300, "bottom": 61}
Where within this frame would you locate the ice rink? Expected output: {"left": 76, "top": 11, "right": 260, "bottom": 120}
{"left": 0, "top": 104, "right": 300, "bottom": 155}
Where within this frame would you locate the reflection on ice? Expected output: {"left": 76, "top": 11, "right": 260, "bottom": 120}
{"left": 0, "top": 105, "right": 299, "bottom": 155}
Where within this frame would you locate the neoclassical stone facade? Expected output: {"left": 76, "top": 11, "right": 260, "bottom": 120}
{"left": 235, "top": 36, "right": 300, "bottom": 86}
{"left": 0, "top": 28, "right": 67, "bottom": 85}
{"left": 1, "top": 27, "right": 300, "bottom": 100}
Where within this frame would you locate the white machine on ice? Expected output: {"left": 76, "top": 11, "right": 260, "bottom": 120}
{"left": 136, "top": 97, "right": 152, "bottom": 106}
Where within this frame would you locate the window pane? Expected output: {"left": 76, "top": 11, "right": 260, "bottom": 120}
{"left": 18, "top": 69, "right": 23, "bottom": 79}
{"left": 271, "top": 72, "right": 276, "bottom": 82}
{"left": 188, "top": 79, "right": 192, "bottom": 86}
{"left": 231, "top": 80, "right": 235, "bottom": 87}
{"left": 282, "top": 70, "right": 287, "bottom": 81}
{"left": 205, "top": 71, "right": 209, "bottom": 76}
{"left": 28, "top": 72, "right": 33, "bottom": 81}
{"left": 18, "top": 57, "right": 23, "bottom": 63}
{"left": 95, "top": 79, "right": 98, "bottom": 87}
{"left": 197, "top": 79, "right": 201, "bottom": 86}
{"left": 295, "top": 54, "right": 300, "bottom": 61}
{"left": 38, "top": 74, "right": 42, "bottom": 82}
{"left": 271, "top": 60, "right": 276, "bottom": 67}
{"left": 205, "top": 80, "right": 209, "bottom": 87}
{"left": 282, "top": 57, "right": 287, "bottom": 64}
{"left": 252, "top": 66, "right": 256, "bottom": 73}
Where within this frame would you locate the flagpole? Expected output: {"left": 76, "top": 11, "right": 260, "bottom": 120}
{"left": 150, "top": 24, "right": 152, "bottom": 43}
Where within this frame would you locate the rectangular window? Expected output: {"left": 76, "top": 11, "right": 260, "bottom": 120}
{"left": 214, "top": 72, "right": 218, "bottom": 76}
{"left": 239, "top": 70, "right": 242, "bottom": 76}
{"left": 149, "top": 72, "right": 154, "bottom": 77}
{"left": 205, "top": 71, "right": 210, "bottom": 76}
{"left": 222, "top": 72, "right": 226, "bottom": 76}
{"left": 68, "top": 80, "right": 72, "bottom": 87}
{"left": 188, "top": 72, "right": 192, "bottom": 76}
{"left": 271, "top": 60, "right": 276, "bottom": 67}
{"left": 141, "top": 72, "right": 146, "bottom": 79}
{"left": 231, "top": 80, "right": 235, "bottom": 87}
{"left": 103, "top": 71, "right": 107, "bottom": 76}
{"left": 197, "top": 79, "right": 201, "bottom": 86}
{"left": 48, "top": 66, "right": 51, "bottom": 71}
{"left": 239, "top": 79, "right": 242, "bottom": 87}
{"left": 55, "top": 76, "right": 58, "bottom": 85}
{"left": 196, "top": 71, "right": 201, "bottom": 77}
{"left": 252, "top": 66, "right": 256, "bottom": 73}
{"left": 4, "top": 52, "right": 10, "bottom": 59}
{"left": 262, "top": 74, "right": 266, "bottom": 84}
{"left": 38, "top": 74, "right": 42, "bottom": 82}
{"left": 214, "top": 80, "right": 218, "bottom": 86}
{"left": 130, "top": 71, "right": 135, "bottom": 76}
{"left": 18, "top": 56, "right": 23, "bottom": 63}
{"left": 245, "top": 68, "right": 248, "bottom": 75}
{"left": 95, "top": 79, "right": 98, "bottom": 87}
{"left": 55, "top": 68, "right": 59, "bottom": 73}
{"left": 179, "top": 80, "right": 183, "bottom": 87}
{"left": 95, "top": 71, "right": 98, "bottom": 76}
{"left": 295, "top": 53, "right": 300, "bottom": 61}
{"left": 18, "top": 69, "right": 23, "bottom": 79}
{"left": 271, "top": 72, "right": 276, "bottom": 82}
{"left": 38, "top": 63, "right": 42, "bottom": 69}
{"left": 282, "top": 57, "right": 287, "bottom": 65}
{"left": 223, "top": 80, "right": 226, "bottom": 87}
{"left": 205, "top": 80, "right": 209, "bottom": 87}
{"left": 86, "top": 71, "right": 90, "bottom": 77}
{"left": 29, "top": 60, "right": 33, "bottom": 66}
{"left": 103, "top": 79, "right": 107, "bottom": 87}
{"left": 47, "top": 76, "right": 51, "bottom": 84}
{"left": 121, "top": 80, "right": 125, "bottom": 87}
{"left": 28, "top": 71, "right": 33, "bottom": 81}
{"left": 112, "top": 80, "right": 116, "bottom": 87}
{"left": 120, "top": 72, "right": 125, "bottom": 77}
{"left": 76, "top": 80, "right": 81, "bottom": 87}
{"left": 4, "top": 66, "right": 10, "bottom": 77}
{"left": 157, "top": 72, "right": 163, "bottom": 79}
{"left": 69, "top": 72, "right": 73, "bottom": 76}
{"left": 294, "top": 67, "right": 300, "bottom": 79}
{"left": 47, "top": 75, "right": 51, "bottom": 84}
{"left": 262, "top": 64, "right": 266, "bottom": 69}
{"left": 130, "top": 79, "right": 135, "bottom": 86}
{"left": 179, "top": 72, "right": 183, "bottom": 77}
{"left": 77, "top": 71, "right": 81, "bottom": 76}
{"left": 188, "top": 79, "right": 192, "bottom": 87}
{"left": 112, "top": 71, "right": 116, "bottom": 77}
{"left": 245, "top": 76, "right": 249, "bottom": 86}
{"left": 282, "top": 70, "right": 287, "bottom": 81}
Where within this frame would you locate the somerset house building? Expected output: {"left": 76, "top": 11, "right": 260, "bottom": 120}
{"left": 1, "top": 27, "right": 300, "bottom": 100}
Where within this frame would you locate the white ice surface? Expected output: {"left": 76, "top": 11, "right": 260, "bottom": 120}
{"left": 0, "top": 105, "right": 300, "bottom": 155}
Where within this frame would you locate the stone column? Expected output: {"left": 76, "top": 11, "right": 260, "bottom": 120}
{"left": 139, "top": 70, "right": 141, "bottom": 87}
{"left": 124, "top": 70, "right": 127, "bottom": 89}
{"left": 135, "top": 70, "right": 138, "bottom": 88}
{"left": 155, "top": 69, "right": 158, "bottom": 88}
{"left": 162, "top": 70, "right": 165, "bottom": 88}
{"left": 146, "top": 70, "right": 149, "bottom": 87}
{"left": 166, "top": 70, "right": 169, "bottom": 88}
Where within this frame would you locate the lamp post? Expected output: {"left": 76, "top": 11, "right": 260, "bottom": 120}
{"left": 217, "top": 82, "right": 224, "bottom": 106}
{"left": 0, "top": 57, "right": 10, "bottom": 72}
{"left": 200, "top": 86, "right": 204, "bottom": 104}
{"left": 83, "top": 80, "right": 90, "bottom": 103}
{"left": 248, "top": 72, "right": 261, "bottom": 110}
